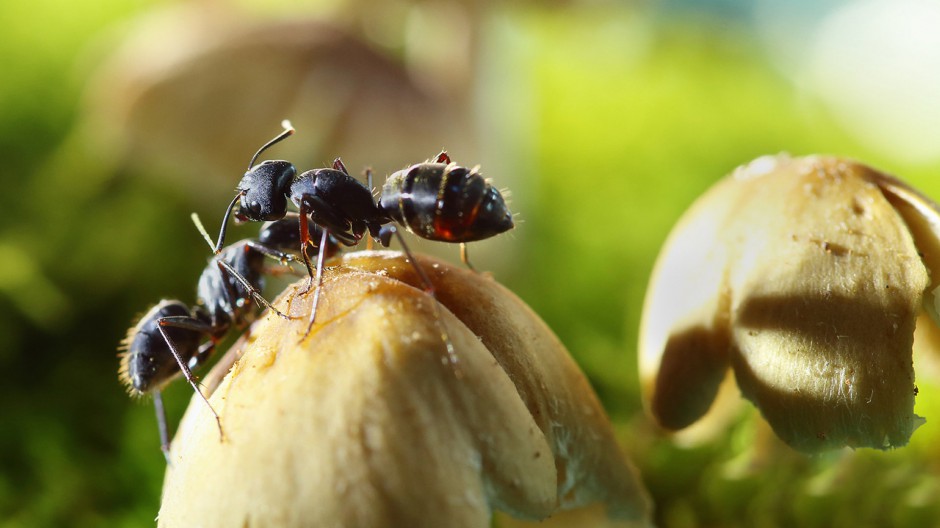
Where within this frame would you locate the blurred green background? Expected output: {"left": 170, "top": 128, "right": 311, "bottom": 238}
{"left": 4, "top": 0, "right": 940, "bottom": 526}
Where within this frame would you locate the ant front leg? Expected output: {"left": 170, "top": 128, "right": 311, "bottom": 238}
{"left": 365, "top": 168, "right": 375, "bottom": 251}
{"left": 296, "top": 198, "right": 356, "bottom": 292}
{"left": 156, "top": 317, "right": 225, "bottom": 442}
{"left": 296, "top": 203, "right": 318, "bottom": 292}
{"left": 302, "top": 228, "right": 332, "bottom": 340}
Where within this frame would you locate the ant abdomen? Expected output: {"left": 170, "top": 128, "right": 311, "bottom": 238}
{"left": 380, "top": 157, "right": 514, "bottom": 243}
{"left": 119, "top": 300, "right": 206, "bottom": 395}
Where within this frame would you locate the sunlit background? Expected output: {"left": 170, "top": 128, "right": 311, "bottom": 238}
{"left": 3, "top": 0, "right": 940, "bottom": 526}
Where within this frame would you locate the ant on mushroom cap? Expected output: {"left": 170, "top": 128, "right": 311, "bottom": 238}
{"left": 119, "top": 216, "right": 340, "bottom": 461}
{"left": 210, "top": 121, "right": 515, "bottom": 368}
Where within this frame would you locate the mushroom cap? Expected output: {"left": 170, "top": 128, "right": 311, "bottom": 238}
{"left": 159, "top": 251, "right": 651, "bottom": 527}
{"left": 640, "top": 155, "right": 938, "bottom": 452}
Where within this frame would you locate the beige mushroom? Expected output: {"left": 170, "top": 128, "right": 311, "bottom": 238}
{"left": 640, "top": 154, "right": 940, "bottom": 452}
{"left": 159, "top": 251, "right": 651, "bottom": 527}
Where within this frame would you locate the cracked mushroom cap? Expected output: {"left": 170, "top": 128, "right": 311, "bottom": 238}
{"left": 158, "top": 251, "right": 651, "bottom": 527}
{"left": 639, "top": 154, "right": 940, "bottom": 453}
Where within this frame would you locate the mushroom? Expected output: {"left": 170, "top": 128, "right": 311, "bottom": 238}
{"left": 159, "top": 251, "right": 652, "bottom": 527}
{"left": 639, "top": 154, "right": 940, "bottom": 453}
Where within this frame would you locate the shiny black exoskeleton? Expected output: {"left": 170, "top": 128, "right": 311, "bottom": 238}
{"left": 212, "top": 123, "right": 381, "bottom": 282}
{"left": 215, "top": 124, "right": 514, "bottom": 273}
{"left": 290, "top": 158, "right": 388, "bottom": 244}
{"left": 120, "top": 216, "right": 339, "bottom": 460}
{"left": 377, "top": 151, "right": 514, "bottom": 246}
{"left": 214, "top": 123, "right": 514, "bottom": 344}
{"left": 120, "top": 300, "right": 211, "bottom": 397}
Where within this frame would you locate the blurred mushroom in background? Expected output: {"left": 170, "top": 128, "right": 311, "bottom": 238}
{"left": 78, "top": 2, "right": 477, "bottom": 198}
{"left": 46, "top": 0, "right": 521, "bottom": 288}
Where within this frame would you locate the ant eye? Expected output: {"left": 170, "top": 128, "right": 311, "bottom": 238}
{"left": 239, "top": 198, "right": 263, "bottom": 220}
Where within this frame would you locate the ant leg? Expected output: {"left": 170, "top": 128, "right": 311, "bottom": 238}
{"left": 459, "top": 243, "right": 477, "bottom": 272}
{"left": 263, "top": 262, "right": 304, "bottom": 278}
{"left": 245, "top": 240, "right": 298, "bottom": 268}
{"left": 297, "top": 204, "right": 317, "bottom": 291}
{"left": 380, "top": 225, "right": 461, "bottom": 377}
{"left": 193, "top": 339, "right": 216, "bottom": 369}
{"left": 156, "top": 319, "right": 225, "bottom": 442}
{"left": 366, "top": 168, "right": 375, "bottom": 251}
{"left": 216, "top": 254, "right": 290, "bottom": 320}
{"left": 152, "top": 389, "right": 172, "bottom": 464}
{"left": 296, "top": 198, "right": 355, "bottom": 292}
{"left": 302, "top": 228, "right": 331, "bottom": 340}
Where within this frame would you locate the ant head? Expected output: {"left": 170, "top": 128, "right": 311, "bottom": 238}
{"left": 236, "top": 160, "right": 295, "bottom": 221}
{"left": 235, "top": 120, "right": 297, "bottom": 221}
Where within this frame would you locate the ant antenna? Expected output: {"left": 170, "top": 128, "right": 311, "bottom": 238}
{"left": 248, "top": 120, "right": 295, "bottom": 170}
{"left": 209, "top": 120, "right": 295, "bottom": 254}
{"left": 211, "top": 194, "right": 243, "bottom": 254}
{"left": 191, "top": 212, "right": 215, "bottom": 250}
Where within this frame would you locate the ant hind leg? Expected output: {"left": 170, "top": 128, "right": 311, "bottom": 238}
{"left": 152, "top": 390, "right": 172, "bottom": 464}
{"left": 156, "top": 319, "right": 225, "bottom": 442}
{"left": 379, "top": 225, "right": 462, "bottom": 378}
{"left": 459, "top": 243, "right": 477, "bottom": 272}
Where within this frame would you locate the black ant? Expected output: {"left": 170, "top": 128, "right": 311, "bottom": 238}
{"left": 119, "top": 215, "right": 339, "bottom": 460}
{"left": 211, "top": 121, "right": 514, "bottom": 368}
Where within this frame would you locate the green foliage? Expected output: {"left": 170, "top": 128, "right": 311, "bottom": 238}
{"left": 492, "top": 7, "right": 940, "bottom": 527}
{"left": 4, "top": 2, "right": 940, "bottom": 527}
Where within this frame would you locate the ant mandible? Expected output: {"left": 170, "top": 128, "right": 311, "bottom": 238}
{"left": 119, "top": 215, "right": 339, "bottom": 461}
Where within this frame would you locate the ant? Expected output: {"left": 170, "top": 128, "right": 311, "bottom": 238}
{"left": 211, "top": 121, "right": 514, "bottom": 368}
{"left": 119, "top": 215, "right": 339, "bottom": 461}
